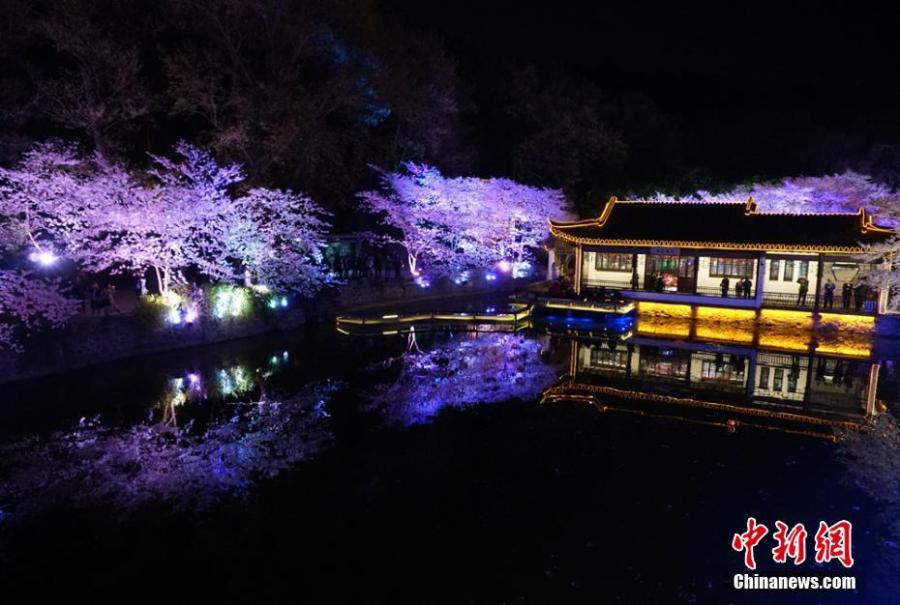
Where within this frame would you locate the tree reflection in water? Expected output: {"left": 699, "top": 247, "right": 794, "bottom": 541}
{"left": 367, "top": 331, "right": 563, "bottom": 425}
{"left": 838, "top": 413, "right": 900, "bottom": 577}
{"left": 0, "top": 378, "right": 339, "bottom": 518}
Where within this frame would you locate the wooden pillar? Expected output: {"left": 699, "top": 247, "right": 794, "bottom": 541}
{"left": 685, "top": 353, "right": 692, "bottom": 387}
{"left": 693, "top": 255, "right": 700, "bottom": 294}
{"left": 803, "top": 350, "right": 815, "bottom": 409}
{"left": 574, "top": 245, "right": 583, "bottom": 296}
{"left": 745, "top": 349, "right": 757, "bottom": 399}
{"left": 813, "top": 255, "right": 824, "bottom": 312}
{"left": 866, "top": 363, "right": 880, "bottom": 416}
{"left": 631, "top": 252, "right": 639, "bottom": 289}
{"left": 754, "top": 253, "right": 766, "bottom": 309}
{"left": 877, "top": 252, "right": 891, "bottom": 315}
{"left": 569, "top": 339, "right": 578, "bottom": 377}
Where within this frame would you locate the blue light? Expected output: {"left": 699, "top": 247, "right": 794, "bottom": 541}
{"left": 280, "top": 296, "right": 288, "bottom": 308}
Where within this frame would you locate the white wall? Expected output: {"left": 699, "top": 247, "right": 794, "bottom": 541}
{"left": 696, "top": 257, "right": 758, "bottom": 292}
{"left": 755, "top": 362, "right": 807, "bottom": 401}
{"left": 582, "top": 251, "right": 633, "bottom": 287}
{"left": 690, "top": 353, "right": 749, "bottom": 389}
{"left": 761, "top": 257, "right": 818, "bottom": 295}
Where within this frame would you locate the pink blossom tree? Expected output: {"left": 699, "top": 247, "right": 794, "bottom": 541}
{"left": 642, "top": 171, "right": 895, "bottom": 218}
{"left": 227, "top": 188, "right": 333, "bottom": 295}
{"left": 359, "top": 163, "right": 569, "bottom": 279}
{"left": 1, "top": 140, "right": 333, "bottom": 296}
{"left": 0, "top": 270, "right": 80, "bottom": 351}
{"left": 0, "top": 140, "right": 94, "bottom": 255}
{"left": 0, "top": 140, "right": 335, "bottom": 351}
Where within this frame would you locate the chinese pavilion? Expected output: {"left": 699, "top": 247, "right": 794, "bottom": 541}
{"left": 548, "top": 197, "right": 896, "bottom": 315}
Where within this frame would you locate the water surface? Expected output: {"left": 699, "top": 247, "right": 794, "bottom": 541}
{"left": 1, "top": 306, "right": 898, "bottom": 603}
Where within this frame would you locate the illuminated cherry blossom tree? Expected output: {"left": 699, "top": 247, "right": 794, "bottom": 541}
{"left": 0, "top": 270, "right": 80, "bottom": 351}
{"left": 1, "top": 140, "right": 333, "bottom": 297}
{"left": 643, "top": 171, "right": 896, "bottom": 219}
{"left": 359, "top": 162, "right": 569, "bottom": 279}
{"left": 227, "top": 188, "right": 332, "bottom": 295}
{"left": 0, "top": 140, "right": 92, "bottom": 255}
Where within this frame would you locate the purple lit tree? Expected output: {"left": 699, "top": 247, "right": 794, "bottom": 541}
{"left": 642, "top": 171, "right": 895, "bottom": 218}
{"left": 227, "top": 188, "right": 333, "bottom": 295}
{"left": 0, "top": 270, "right": 79, "bottom": 351}
{"left": 1, "top": 141, "right": 333, "bottom": 297}
{"left": 0, "top": 141, "right": 92, "bottom": 256}
{"left": 359, "top": 162, "right": 569, "bottom": 279}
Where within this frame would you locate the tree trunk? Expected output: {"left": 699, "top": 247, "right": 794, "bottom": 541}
{"left": 153, "top": 265, "right": 164, "bottom": 294}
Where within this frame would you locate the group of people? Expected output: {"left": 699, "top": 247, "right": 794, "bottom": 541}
{"left": 325, "top": 251, "right": 407, "bottom": 281}
{"left": 718, "top": 276, "right": 754, "bottom": 299}
{"left": 822, "top": 280, "right": 871, "bottom": 311}
{"left": 547, "top": 277, "right": 575, "bottom": 297}
{"left": 84, "top": 282, "right": 120, "bottom": 315}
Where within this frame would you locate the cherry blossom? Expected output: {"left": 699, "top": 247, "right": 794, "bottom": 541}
{"left": 360, "top": 162, "right": 570, "bottom": 279}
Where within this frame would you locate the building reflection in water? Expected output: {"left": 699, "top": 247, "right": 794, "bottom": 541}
{"left": 542, "top": 303, "right": 881, "bottom": 439}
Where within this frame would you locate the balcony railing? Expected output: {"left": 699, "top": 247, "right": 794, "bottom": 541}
{"left": 580, "top": 280, "right": 878, "bottom": 314}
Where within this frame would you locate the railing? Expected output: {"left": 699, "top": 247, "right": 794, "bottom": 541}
{"left": 763, "top": 292, "right": 877, "bottom": 315}
{"left": 584, "top": 280, "right": 758, "bottom": 299}
{"left": 695, "top": 285, "right": 756, "bottom": 299}
{"left": 335, "top": 303, "right": 532, "bottom": 335}
{"left": 582, "top": 280, "right": 878, "bottom": 314}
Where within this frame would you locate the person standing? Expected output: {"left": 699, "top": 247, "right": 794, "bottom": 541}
{"left": 854, "top": 283, "right": 866, "bottom": 312}
{"left": 841, "top": 282, "right": 852, "bottom": 309}
{"left": 823, "top": 280, "right": 836, "bottom": 309}
{"left": 743, "top": 277, "right": 753, "bottom": 299}
{"left": 796, "top": 276, "right": 809, "bottom": 306}
{"left": 720, "top": 276, "right": 730, "bottom": 297}
{"left": 103, "top": 284, "right": 121, "bottom": 315}
{"left": 90, "top": 283, "right": 102, "bottom": 315}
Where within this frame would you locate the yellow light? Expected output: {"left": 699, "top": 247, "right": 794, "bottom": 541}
{"left": 694, "top": 307, "right": 756, "bottom": 343}
{"left": 636, "top": 301, "right": 693, "bottom": 316}
{"left": 543, "top": 302, "right": 634, "bottom": 314}
{"left": 818, "top": 312, "right": 875, "bottom": 330}
{"left": 635, "top": 301, "right": 692, "bottom": 337}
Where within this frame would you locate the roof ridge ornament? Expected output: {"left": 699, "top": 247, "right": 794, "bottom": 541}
{"left": 744, "top": 196, "right": 758, "bottom": 215}
{"left": 596, "top": 196, "right": 617, "bottom": 226}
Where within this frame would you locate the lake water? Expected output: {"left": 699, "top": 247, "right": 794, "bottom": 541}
{"left": 1, "top": 302, "right": 898, "bottom": 603}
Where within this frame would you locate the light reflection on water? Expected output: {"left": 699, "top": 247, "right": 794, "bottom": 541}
{"left": 0, "top": 307, "right": 895, "bottom": 522}
{"left": 1, "top": 307, "right": 900, "bottom": 603}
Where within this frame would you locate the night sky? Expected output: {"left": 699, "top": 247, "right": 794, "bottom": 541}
{"left": 1, "top": 0, "right": 898, "bottom": 212}
{"left": 391, "top": 0, "right": 900, "bottom": 182}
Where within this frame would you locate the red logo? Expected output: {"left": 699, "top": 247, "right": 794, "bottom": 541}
{"left": 772, "top": 521, "right": 808, "bottom": 565}
{"left": 732, "top": 518, "right": 853, "bottom": 569}
{"left": 731, "top": 517, "right": 769, "bottom": 570}
{"left": 814, "top": 520, "right": 854, "bottom": 568}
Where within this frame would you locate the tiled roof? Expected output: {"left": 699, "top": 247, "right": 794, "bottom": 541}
{"left": 548, "top": 198, "right": 895, "bottom": 252}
